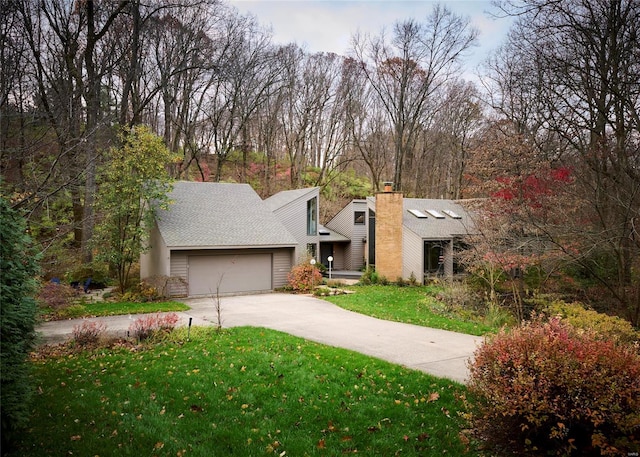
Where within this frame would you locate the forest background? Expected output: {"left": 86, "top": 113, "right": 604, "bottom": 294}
{"left": 1, "top": 0, "right": 638, "bottom": 324}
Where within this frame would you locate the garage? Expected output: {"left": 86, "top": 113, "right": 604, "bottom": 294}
{"left": 188, "top": 253, "right": 272, "bottom": 296}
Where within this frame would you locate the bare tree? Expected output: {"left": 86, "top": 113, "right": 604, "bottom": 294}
{"left": 488, "top": 0, "right": 640, "bottom": 319}
{"left": 351, "top": 5, "right": 477, "bottom": 192}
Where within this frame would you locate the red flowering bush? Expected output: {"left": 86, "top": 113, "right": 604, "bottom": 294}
{"left": 467, "top": 317, "right": 640, "bottom": 456}
{"left": 72, "top": 320, "right": 107, "bottom": 346}
{"left": 287, "top": 263, "right": 322, "bottom": 293}
{"left": 128, "top": 313, "right": 180, "bottom": 341}
{"left": 37, "top": 281, "right": 77, "bottom": 310}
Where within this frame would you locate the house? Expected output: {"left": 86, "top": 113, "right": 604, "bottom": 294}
{"left": 323, "top": 199, "right": 367, "bottom": 271}
{"left": 263, "top": 187, "right": 321, "bottom": 263}
{"left": 140, "top": 181, "right": 298, "bottom": 297}
{"left": 141, "top": 182, "right": 475, "bottom": 297}
{"left": 325, "top": 190, "right": 474, "bottom": 283}
{"left": 366, "top": 191, "right": 474, "bottom": 281}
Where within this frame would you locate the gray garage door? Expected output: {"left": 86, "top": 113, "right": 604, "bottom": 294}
{"left": 188, "top": 253, "right": 272, "bottom": 296}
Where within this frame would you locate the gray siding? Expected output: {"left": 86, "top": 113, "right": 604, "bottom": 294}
{"left": 326, "top": 200, "right": 367, "bottom": 270}
{"left": 273, "top": 249, "right": 294, "bottom": 288}
{"left": 272, "top": 189, "right": 320, "bottom": 262}
{"left": 402, "top": 229, "right": 423, "bottom": 282}
{"left": 331, "top": 245, "right": 346, "bottom": 270}
{"left": 169, "top": 251, "right": 188, "bottom": 296}
{"left": 444, "top": 240, "right": 454, "bottom": 277}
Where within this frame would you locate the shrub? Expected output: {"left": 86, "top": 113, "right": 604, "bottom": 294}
{"left": 72, "top": 320, "right": 108, "bottom": 346}
{"left": 122, "top": 281, "right": 161, "bottom": 302}
{"left": 128, "top": 313, "right": 180, "bottom": 341}
{"left": 359, "top": 266, "right": 379, "bottom": 285}
{"left": 545, "top": 300, "right": 639, "bottom": 345}
{"left": 287, "top": 263, "right": 322, "bottom": 292}
{"left": 0, "top": 196, "right": 40, "bottom": 451}
{"left": 37, "top": 281, "right": 77, "bottom": 310}
{"left": 467, "top": 317, "right": 640, "bottom": 456}
{"left": 65, "top": 262, "right": 110, "bottom": 289}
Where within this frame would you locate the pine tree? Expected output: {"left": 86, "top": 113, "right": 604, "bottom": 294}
{"left": 0, "top": 195, "right": 40, "bottom": 453}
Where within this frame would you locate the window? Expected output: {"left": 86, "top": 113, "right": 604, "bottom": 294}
{"left": 408, "top": 209, "right": 428, "bottom": 218}
{"left": 424, "top": 241, "right": 444, "bottom": 274}
{"left": 442, "top": 209, "right": 462, "bottom": 219}
{"left": 425, "top": 209, "right": 446, "bottom": 219}
{"left": 354, "top": 211, "right": 365, "bottom": 225}
{"left": 307, "top": 197, "right": 317, "bottom": 235}
{"left": 307, "top": 243, "right": 317, "bottom": 258}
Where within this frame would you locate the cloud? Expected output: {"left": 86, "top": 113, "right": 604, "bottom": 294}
{"left": 228, "top": 0, "right": 513, "bottom": 76}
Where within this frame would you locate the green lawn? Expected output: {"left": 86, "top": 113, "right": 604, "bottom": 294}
{"left": 322, "top": 285, "right": 495, "bottom": 336}
{"left": 41, "top": 300, "right": 190, "bottom": 320}
{"left": 14, "top": 327, "right": 474, "bottom": 456}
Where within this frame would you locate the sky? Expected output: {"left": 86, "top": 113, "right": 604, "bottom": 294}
{"left": 228, "top": 0, "right": 514, "bottom": 79}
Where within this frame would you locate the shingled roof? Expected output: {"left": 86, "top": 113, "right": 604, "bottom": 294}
{"left": 156, "top": 182, "right": 297, "bottom": 249}
{"left": 368, "top": 196, "right": 475, "bottom": 239}
{"left": 263, "top": 187, "right": 319, "bottom": 212}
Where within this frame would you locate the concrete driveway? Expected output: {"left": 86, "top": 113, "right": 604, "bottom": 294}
{"left": 36, "top": 293, "right": 483, "bottom": 383}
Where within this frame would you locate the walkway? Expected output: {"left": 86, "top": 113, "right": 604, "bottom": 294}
{"left": 36, "top": 293, "right": 482, "bottom": 384}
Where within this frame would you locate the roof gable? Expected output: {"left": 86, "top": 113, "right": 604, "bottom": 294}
{"left": 156, "top": 181, "right": 297, "bottom": 248}
{"left": 263, "top": 187, "right": 319, "bottom": 212}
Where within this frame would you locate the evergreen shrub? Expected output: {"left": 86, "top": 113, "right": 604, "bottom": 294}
{"left": 0, "top": 196, "right": 40, "bottom": 452}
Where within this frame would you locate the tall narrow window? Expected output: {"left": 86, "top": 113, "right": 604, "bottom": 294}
{"left": 307, "top": 197, "right": 317, "bottom": 235}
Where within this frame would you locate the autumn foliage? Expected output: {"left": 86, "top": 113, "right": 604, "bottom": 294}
{"left": 287, "top": 263, "right": 323, "bottom": 293}
{"left": 72, "top": 320, "right": 108, "bottom": 346}
{"left": 128, "top": 313, "right": 180, "bottom": 341}
{"left": 467, "top": 317, "right": 640, "bottom": 455}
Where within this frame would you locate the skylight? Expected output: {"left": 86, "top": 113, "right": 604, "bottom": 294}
{"left": 408, "top": 209, "right": 428, "bottom": 218}
{"left": 425, "top": 209, "right": 446, "bottom": 219}
{"left": 442, "top": 209, "right": 462, "bottom": 219}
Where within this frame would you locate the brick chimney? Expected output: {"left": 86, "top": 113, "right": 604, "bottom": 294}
{"left": 375, "top": 185, "right": 403, "bottom": 280}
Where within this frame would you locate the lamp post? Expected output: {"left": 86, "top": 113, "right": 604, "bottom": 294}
{"left": 327, "top": 256, "right": 333, "bottom": 280}
{"left": 310, "top": 258, "right": 316, "bottom": 293}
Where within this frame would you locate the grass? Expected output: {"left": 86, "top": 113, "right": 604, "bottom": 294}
{"left": 322, "top": 285, "right": 495, "bottom": 336}
{"left": 41, "top": 300, "right": 190, "bottom": 320}
{"left": 13, "top": 327, "right": 474, "bottom": 456}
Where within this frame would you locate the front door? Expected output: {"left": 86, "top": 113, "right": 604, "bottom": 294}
{"left": 320, "top": 243, "right": 333, "bottom": 268}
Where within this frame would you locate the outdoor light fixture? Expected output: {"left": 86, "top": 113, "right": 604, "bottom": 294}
{"left": 327, "top": 256, "right": 333, "bottom": 279}
{"left": 310, "top": 258, "right": 316, "bottom": 292}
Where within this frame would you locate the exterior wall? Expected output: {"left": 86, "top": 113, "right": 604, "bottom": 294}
{"left": 272, "top": 248, "right": 294, "bottom": 288}
{"left": 402, "top": 229, "right": 423, "bottom": 282}
{"left": 273, "top": 189, "right": 320, "bottom": 263}
{"left": 169, "top": 251, "right": 189, "bottom": 296}
{"left": 167, "top": 247, "right": 294, "bottom": 297}
{"left": 331, "top": 245, "right": 345, "bottom": 270}
{"left": 140, "top": 222, "right": 170, "bottom": 279}
{"left": 443, "top": 240, "right": 454, "bottom": 277}
{"left": 374, "top": 192, "right": 403, "bottom": 280}
{"left": 325, "top": 200, "right": 367, "bottom": 270}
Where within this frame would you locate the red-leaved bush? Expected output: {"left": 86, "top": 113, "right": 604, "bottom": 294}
{"left": 72, "top": 320, "right": 107, "bottom": 346}
{"left": 287, "top": 263, "right": 322, "bottom": 292}
{"left": 128, "top": 313, "right": 180, "bottom": 341}
{"left": 467, "top": 317, "right": 640, "bottom": 456}
{"left": 37, "top": 282, "right": 77, "bottom": 310}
